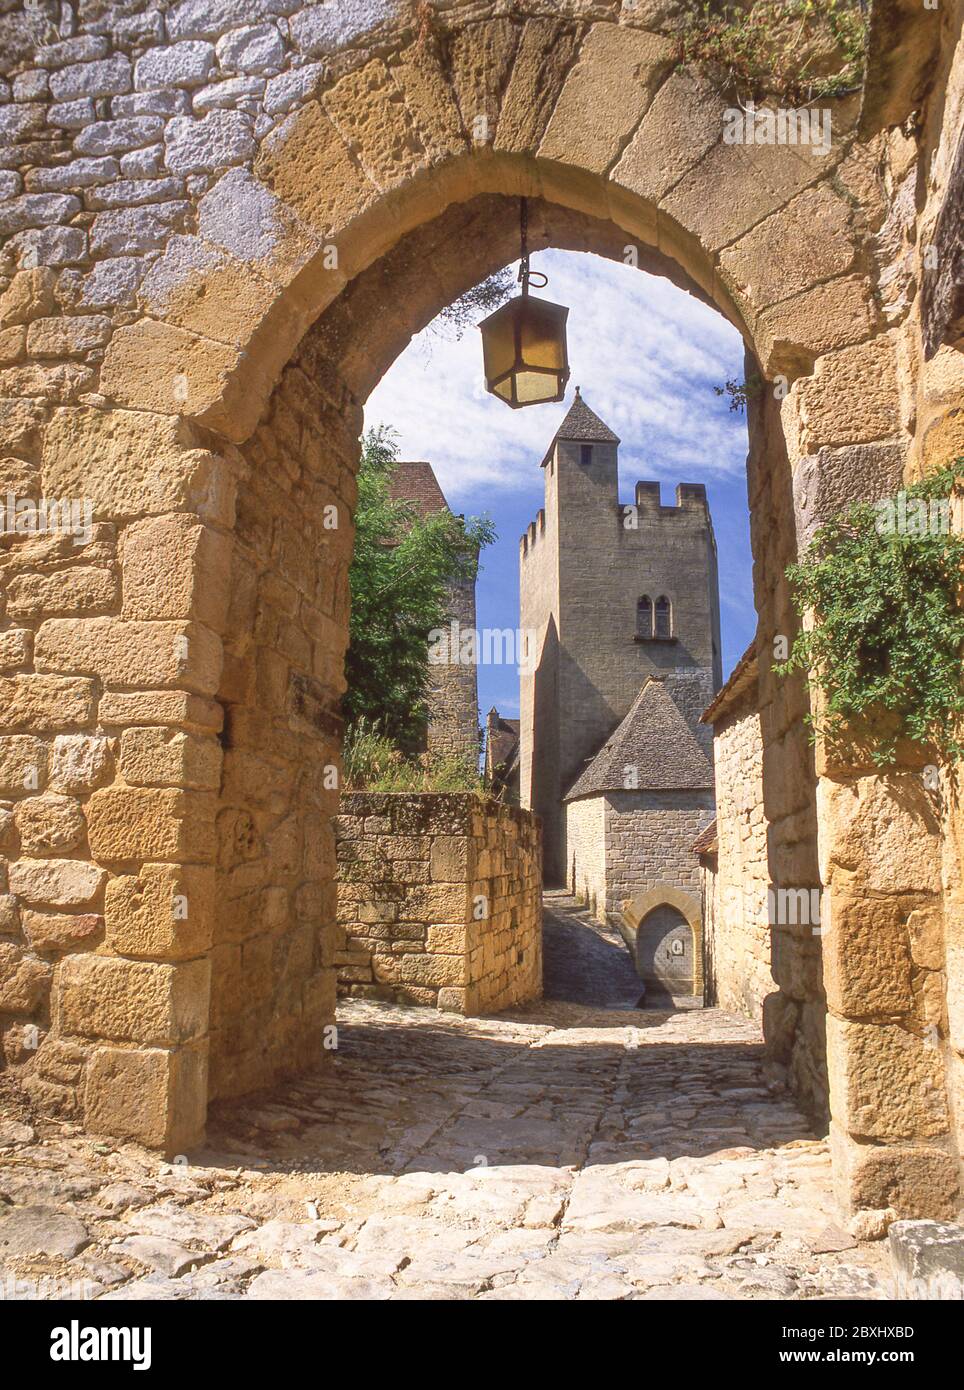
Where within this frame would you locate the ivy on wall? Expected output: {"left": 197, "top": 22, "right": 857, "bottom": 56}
{"left": 777, "top": 460, "right": 964, "bottom": 767}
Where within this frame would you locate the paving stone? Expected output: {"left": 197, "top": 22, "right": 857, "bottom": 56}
{"left": 0, "top": 898, "right": 892, "bottom": 1301}
{"left": 0, "top": 1204, "right": 89, "bottom": 1259}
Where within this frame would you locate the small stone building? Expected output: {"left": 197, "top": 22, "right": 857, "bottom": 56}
{"left": 484, "top": 707, "right": 520, "bottom": 802}
{"left": 389, "top": 461, "right": 479, "bottom": 766}
{"left": 565, "top": 676, "right": 715, "bottom": 998}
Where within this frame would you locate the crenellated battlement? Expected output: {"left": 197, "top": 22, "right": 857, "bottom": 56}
{"left": 519, "top": 507, "right": 546, "bottom": 561}
{"left": 631, "top": 481, "right": 710, "bottom": 512}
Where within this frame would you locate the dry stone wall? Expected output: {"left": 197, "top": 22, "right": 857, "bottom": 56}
{"left": 334, "top": 792, "right": 542, "bottom": 1014}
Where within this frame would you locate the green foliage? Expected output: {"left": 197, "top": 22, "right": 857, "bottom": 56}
{"left": 432, "top": 269, "right": 515, "bottom": 340}
{"left": 343, "top": 720, "right": 486, "bottom": 793}
{"left": 713, "top": 374, "right": 763, "bottom": 413}
{"left": 343, "top": 426, "right": 496, "bottom": 749}
{"left": 777, "top": 459, "right": 964, "bottom": 766}
{"left": 678, "top": 0, "right": 867, "bottom": 103}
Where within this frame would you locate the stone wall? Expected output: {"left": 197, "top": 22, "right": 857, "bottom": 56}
{"left": 566, "top": 789, "right": 713, "bottom": 925}
{"left": 334, "top": 792, "right": 542, "bottom": 1015}
{"left": 425, "top": 571, "right": 479, "bottom": 767}
{"left": 701, "top": 658, "right": 776, "bottom": 1023}
{"left": 566, "top": 793, "right": 606, "bottom": 919}
{"left": 604, "top": 789, "right": 714, "bottom": 919}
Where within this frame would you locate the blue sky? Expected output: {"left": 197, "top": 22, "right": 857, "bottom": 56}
{"left": 365, "top": 249, "right": 754, "bottom": 721}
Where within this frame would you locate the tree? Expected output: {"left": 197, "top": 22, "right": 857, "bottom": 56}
{"left": 343, "top": 426, "right": 496, "bottom": 748}
{"left": 431, "top": 268, "right": 515, "bottom": 339}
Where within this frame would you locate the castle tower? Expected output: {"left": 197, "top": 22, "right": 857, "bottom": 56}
{"left": 519, "top": 390, "right": 722, "bottom": 883}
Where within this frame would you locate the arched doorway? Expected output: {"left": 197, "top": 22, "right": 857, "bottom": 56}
{"left": 637, "top": 904, "right": 697, "bottom": 1000}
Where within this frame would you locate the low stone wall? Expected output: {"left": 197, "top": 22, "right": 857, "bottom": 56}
{"left": 334, "top": 793, "right": 542, "bottom": 1014}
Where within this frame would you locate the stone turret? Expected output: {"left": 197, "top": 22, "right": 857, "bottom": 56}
{"left": 518, "top": 390, "right": 722, "bottom": 883}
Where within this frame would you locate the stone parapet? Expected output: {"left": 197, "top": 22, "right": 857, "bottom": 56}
{"left": 334, "top": 793, "right": 542, "bottom": 1015}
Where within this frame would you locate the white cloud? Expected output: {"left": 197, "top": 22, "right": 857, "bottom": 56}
{"left": 365, "top": 250, "right": 749, "bottom": 509}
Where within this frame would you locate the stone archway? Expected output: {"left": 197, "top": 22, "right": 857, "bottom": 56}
{"left": 622, "top": 887, "right": 703, "bottom": 998}
{"left": 0, "top": 3, "right": 961, "bottom": 1218}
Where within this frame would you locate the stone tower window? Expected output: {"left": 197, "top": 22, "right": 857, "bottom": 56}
{"left": 655, "top": 595, "right": 672, "bottom": 639}
{"left": 580, "top": 444, "right": 592, "bottom": 465}
{"left": 636, "top": 595, "right": 653, "bottom": 638}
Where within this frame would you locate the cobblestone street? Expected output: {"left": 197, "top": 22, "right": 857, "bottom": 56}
{"left": 0, "top": 898, "right": 892, "bottom": 1300}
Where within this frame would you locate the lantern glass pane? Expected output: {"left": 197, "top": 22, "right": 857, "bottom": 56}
{"left": 518, "top": 299, "right": 569, "bottom": 372}
{"left": 515, "top": 370, "right": 559, "bottom": 404}
{"left": 479, "top": 303, "right": 517, "bottom": 383}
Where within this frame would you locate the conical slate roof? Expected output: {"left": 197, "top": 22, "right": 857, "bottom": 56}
{"left": 541, "top": 387, "right": 619, "bottom": 465}
{"left": 564, "top": 679, "right": 714, "bottom": 800}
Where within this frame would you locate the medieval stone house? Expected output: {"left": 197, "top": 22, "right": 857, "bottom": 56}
{"left": 518, "top": 391, "right": 720, "bottom": 993}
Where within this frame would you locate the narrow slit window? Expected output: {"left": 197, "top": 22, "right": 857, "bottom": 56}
{"left": 655, "top": 595, "right": 672, "bottom": 639}
{"left": 580, "top": 444, "right": 592, "bottom": 466}
{"left": 636, "top": 595, "right": 653, "bottom": 639}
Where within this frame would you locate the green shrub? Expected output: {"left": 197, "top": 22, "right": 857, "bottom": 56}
{"left": 777, "top": 459, "right": 964, "bottom": 766}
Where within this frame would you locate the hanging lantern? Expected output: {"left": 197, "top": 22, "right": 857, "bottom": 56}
{"left": 479, "top": 198, "right": 570, "bottom": 409}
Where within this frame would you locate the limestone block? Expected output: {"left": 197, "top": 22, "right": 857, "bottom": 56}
{"left": 0, "top": 940, "right": 51, "bottom": 1012}
{"left": 494, "top": 19, "right": 579, "bottom": 154}
{"left": 137, "top": 232, "right": 282, "bottom": 351}
{"left": 390, "top": 39, "right": 466, "bottom": 163}
{"left": 827, "top": 1015, "right": 948, "bottom": 1140}
{"left": 765, "top": 269, "right": 877, "bottom": 369}
{"left": 197, "top": 168, "right": 323, "bottom": 292}
{"left": 448, "top": 15, "right": 519, "bottom": 136}
{"left": 21, "top": 910, "right": 102, "bottom": 951}
{"left": 817, "top": 775, "right": 942, "bottom": 895}
{"left": 84, "top": 1042, "right": 207, "bottom": 1153}
{"left": 426, "top": 923, "right": 465, "bottom": 954}
{"left": 822, "top": 894, "right": 913, "bottom": 1016}
{"left": 119, "top": 726, "right": 222, "bottom": 790}
{"left": 0, "top": 267, "right": 57, "bottom": 326}
{"left": 254, "top": 101, "right": 378, "bottom": 241}
{"left": 659, "top": 138, "right": 811, "bottom": 256}
{"left": 830, "top": 1123, "right": 959, "bottom": 1219}
{"left": 539, "top": 24, "right": 675, "bottom": 174}
{"left": 0, "top": 735, "right": 47, "bottom": 794}
{"left": 797, "top": 336, "right": 900, "bottom": 449}
{"left": 430, "top": 835, "right": 469, "bottom": 883}
{"left": 49, "top": 735, "right": 114, "bottom": 795}
{"left": 14, "top": 794, "right": 85, "bottom": 855}
{"left": 99, "top": 690, "right": 223, "bottom": 733}
{"left": 104, "top": 863, "right": 214, "bottom": 960}
{"left": 122, "top": 512, "right": 231, "bottom": 625}
{"left": 0, "top": 628, "right": 31, "bottom": 675}
{"left": 406, "top": 882, "right": 468, "bottom": 921}
{"left": 720, "top": 184, "right": 856, "bottom": 311}
{"left": 86, "top": 786, "right": 216, "bottom": 863}
{"left": 436, "top": 987, "right": 467, "bottom": 1013}
{"left": 323, "top": 59, "right": 426, "bottom": 190}
{"left": 35, "top": 617, "right": 222, "bottom": 696}
{"left": 399, "top": 953, "right": 464, "bottom": 988}
{"left": 9, "top": 857, "right": 105, "bottom": 907}
{"left": 792, "top": 442, "right": 905, "bottom": 551}
{"left": 97, "top": 320, "right": 246, "bottom": 441}
{"left": 42, "top": 406, "right": 229, "bottom": 523}
{"left": 0, "top": 675, "right": 94, "bottom": 731}
{"left": 6, "top": 567, "right": 118, "bottom": 620}
{"left": 59, "top": 953, "right": 210, "bottom": 1045}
